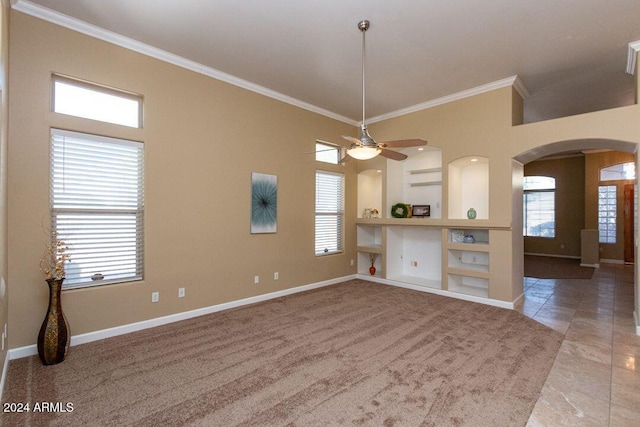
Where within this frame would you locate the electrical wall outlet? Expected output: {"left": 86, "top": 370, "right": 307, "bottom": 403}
{"left": 151, "top": 292, "right": 159, "bottom": 303}
{"left": 254, "top": 276, "right": 260, "bottom": 284}
{"left": 274, "top": 272, "right": 279, "bottom": 280}
{"left": 350, "top": 259, "right": 354, "bottom": 266}
{"left": 178, "top": 287, "right": 185, "bottom": 298}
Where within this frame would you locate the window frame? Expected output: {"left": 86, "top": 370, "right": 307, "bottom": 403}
{"left": 523, "top": 176, "right": 556, "bottom": 238}
{"left": 315, "top": 170, "right": 345, "bottom": 256}
{"left": 598, "top": 184, "right": 617, "bottom": 244}
{"left": 50, "top": 128, "right": 145, "bottom": 289}
{"left": 52, "top": 74, "right": 144, "bottom": 128}
{"left": 315, "top": 140, "right": 340, "bottom": 165}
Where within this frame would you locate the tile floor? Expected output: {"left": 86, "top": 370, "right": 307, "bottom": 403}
{"left": 517, "top": 263, "right": 640, "bottom": 426}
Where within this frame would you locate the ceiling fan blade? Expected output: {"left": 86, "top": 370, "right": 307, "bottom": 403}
{"left": 342, "top": 135, "right": 363, "bottom": 146}
{"left": 340, "top": 154, "right": 353, "bottom": 163}
{"left": 380, "top": 139, "right": 428, "bottom": 148}
{"left": 380, "top": 148, "right": 408, "bottom": 161}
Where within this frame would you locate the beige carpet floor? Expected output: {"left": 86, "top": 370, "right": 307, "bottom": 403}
{"left": 2, "top": 280, "right": 563, "bottom": 426}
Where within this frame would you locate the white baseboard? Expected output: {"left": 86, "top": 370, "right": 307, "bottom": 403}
{"left": 357, "top": 274, "right": 514, "bottom": 309}
{"left": 512, "top": 292, "right": 525, "bottom": 308}
{"left": 8, "top": 275, "right": 357, "bottom": 360}
{"left": 524, "top": 252, "right": 580, "bottom": 260}
{"left": 580, "top": 263, "right": 600, "bottom": 268}
{"left": 599, "top": 258, "right": 625, "bottom": 265}
{"left": 635, "top": 311, "right": 640, "bottom": 336}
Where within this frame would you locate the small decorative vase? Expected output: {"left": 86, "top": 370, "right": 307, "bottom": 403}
{"left": 467, "top": 208, "right": 477, "bottom": 220}
{"left": 369, "top": 265, "right": 376, "bottom": 275}
{"left": 37, "top": 278, "right": 70, "bottom": 365}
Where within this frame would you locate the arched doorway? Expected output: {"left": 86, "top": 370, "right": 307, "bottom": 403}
{"left": 514, "top": 138, "right": 639, "bottom": 335}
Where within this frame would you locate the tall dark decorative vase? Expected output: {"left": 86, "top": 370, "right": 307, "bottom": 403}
{"left": 37, "top": 278, "right": 69, "bottom": 365}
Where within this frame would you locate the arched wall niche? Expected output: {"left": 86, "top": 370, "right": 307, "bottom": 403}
{"left": 448, "top": 155, "right": 489, "bottom": 220}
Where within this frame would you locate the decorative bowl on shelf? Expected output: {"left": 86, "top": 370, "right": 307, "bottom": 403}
{"left": 463, "top": 235, "right": 475, "bottom": 243}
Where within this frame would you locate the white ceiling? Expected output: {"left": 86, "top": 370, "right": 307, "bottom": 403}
{"left": 12, "top": 0, "right": 640, "bottom": 125}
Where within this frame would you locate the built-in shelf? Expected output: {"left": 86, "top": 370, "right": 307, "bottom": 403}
{"left": 409, "top": 181, "right": 443, "bottom": 187}
{"left": 448, "top": 249, "right": 489, "bottom": 273}
{"left": 448, "top": 274, "right": 489, "bottom": 298}
{"left": 357, "top": 244, "right": 383, "bottom": 254}
{"left": 354, "top": 148, "right": 514, "bottom": 308}
{"left": 409, "top": 167, "right": 443, "bottom": 175}
{"left": 355, "top": 218, "right": 511, "bottom": 230}
{"left": 448, "top": 156, "right": 489, "bottom": 220}
{"left": 386, "top": 274, "right": 441, "bottom": 289}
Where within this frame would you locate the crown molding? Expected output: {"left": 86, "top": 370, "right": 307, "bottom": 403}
{"left": 366, "top": 76, "right": 528, "bottom": 125}
{"left": 626, "top": 40, "right": 640, "bottom": 75}
{"left": 11, "top": 0, "right": 358, "bottom": 126}
{"left": 12, "top": 1, "right": 530, "bottom": 128}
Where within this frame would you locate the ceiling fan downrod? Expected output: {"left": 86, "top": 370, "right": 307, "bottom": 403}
{"left": 359, "top": 19, "right": 369, "bottom": 133}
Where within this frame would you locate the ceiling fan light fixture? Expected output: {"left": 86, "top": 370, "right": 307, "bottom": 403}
{"left": 346, "top": 145, "right": 381, "bottom": 160}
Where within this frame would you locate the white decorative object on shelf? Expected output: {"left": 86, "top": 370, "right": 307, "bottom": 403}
{"left": 451, "top": 229, "right": 465, "bottom": 243}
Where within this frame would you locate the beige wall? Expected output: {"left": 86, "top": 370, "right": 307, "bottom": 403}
{"left": 7, "top": 11, "right": 640, "bottom": 350}
{"left": 584, "top": 151, "right": 635, "bottom": 261}
{"left": 0, "top": 0, "right": 9, "bottom": 364}
{"left": 368, "top": 65, "right": 640, "bottom": 314}
{"left": 7, "top": 12, "right": 358, "bottom": 348}
{"left": 524, "top": 156, "right": 585, "bottom": 258}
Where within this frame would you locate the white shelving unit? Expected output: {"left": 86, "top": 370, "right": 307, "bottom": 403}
{"left": 356, "top": 224, "right": 383, "bottom": 277}
{"left": 387, "top": 147, "right": 442, "bottom": 219}
{"left": 448, "top": 156, "right": 489, "bottom": 220}
{"left": 444, "top": 228, "right": 490, "bottom": 298}
{"left": 386, "top": 226, "right": 442, "bottom": 289}
{"left": 354, "top": 148, "right": 513, "bottom": 307}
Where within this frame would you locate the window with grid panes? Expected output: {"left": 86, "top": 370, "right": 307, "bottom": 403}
{"left": 523, "top": 176, "right": 555, "bottom": 238}
{"left": 598, "top": 185, "right": 617, "bottom": 244}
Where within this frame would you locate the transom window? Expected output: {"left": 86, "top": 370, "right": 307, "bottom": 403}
{"left": 600, "top": 162, "right": 635, "bottom": 181}
{"left": 52, "top": 74, "right": 143, "bottom": 128}
{"left": 523, "top": 176, "right": 555, "bottom": 238}
{"left": 315, "top": 141, "right": 340, "bottom": 165}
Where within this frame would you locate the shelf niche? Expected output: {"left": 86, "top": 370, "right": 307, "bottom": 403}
{"left": 386, "top": 226, "right": 441, "bottom": 289}
{"left": 387, "top": 147, "right": 442, "bottom": 219}
{"left": 448, "top": 156, "right": 489, "bottom": 219}
{"left": 357, "top": 168, "right": 383, "bottom": 218}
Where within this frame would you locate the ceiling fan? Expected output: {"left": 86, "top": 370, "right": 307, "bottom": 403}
{"left": 340, "top": 20, "right": 427, "bottom": 161}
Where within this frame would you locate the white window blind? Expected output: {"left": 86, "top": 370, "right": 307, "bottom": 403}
{"left": 51, "top": 129, "right": 144, "bottom": 289}
{"left": 315, "top": 171, "right": 344, "bottom": 255}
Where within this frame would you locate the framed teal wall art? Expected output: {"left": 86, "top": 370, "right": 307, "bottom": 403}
{"left": 251, "top": 172, "right": 277, "bottom": 233}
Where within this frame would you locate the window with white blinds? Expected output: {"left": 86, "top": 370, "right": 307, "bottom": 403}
{"left": 51, "top": 129, "right": 144, "bottom": 289}
{"left": 315, "top": 171, "right": 344, "bottom": 256}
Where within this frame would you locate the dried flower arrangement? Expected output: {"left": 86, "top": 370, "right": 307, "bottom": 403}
{"left": 369, "top": 253, "right": 378, "bottom": 266}
{"left": 39, "top": 232, "right": 71, "bottom": 281}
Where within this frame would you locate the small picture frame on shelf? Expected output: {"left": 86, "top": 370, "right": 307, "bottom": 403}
{"left": 411, "top": 205, "right": 430, "bottom": 217}
{"left": 451, "top": 229, "right": 465, "bottom": 243}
